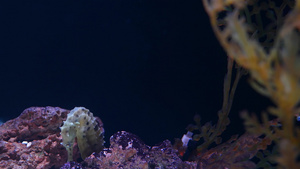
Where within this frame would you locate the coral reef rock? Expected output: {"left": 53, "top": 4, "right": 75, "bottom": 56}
{"left": 0, "top": 107, "right": 70, "bottom": 169}
{"left": 0, "top": 107, "right": 197, "bottom": 169}
{"left": 79, "top": 131, "right": 197, "bottom": 169}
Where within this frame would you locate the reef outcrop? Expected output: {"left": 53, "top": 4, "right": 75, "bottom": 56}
{"left": 0, "top": 107, "right": 196, "bottom": 169}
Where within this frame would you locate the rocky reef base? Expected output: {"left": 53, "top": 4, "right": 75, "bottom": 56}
{"left": 0, "top": 107, "right": 196, "bottom": 169}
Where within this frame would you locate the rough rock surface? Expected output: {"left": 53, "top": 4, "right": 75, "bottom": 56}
{"left": 0, "top": 107, "right": 197, "bottom": 169}
{"left": 0, "top": 106, "right": 69, "bottom": 142}
{"left": 0, "top": 107, "right": 71, "bottom": 169}
{"left": 79, "top": 131, "right": 197, "bottom": 169}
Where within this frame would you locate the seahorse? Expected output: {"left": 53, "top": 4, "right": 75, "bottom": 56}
{"left": 60, "top": 107, "right": 105, "bottom": 161}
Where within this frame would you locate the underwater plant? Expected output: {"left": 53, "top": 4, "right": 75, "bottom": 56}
{"left": 198, "top": 0, "right": 300, "bottom": 168}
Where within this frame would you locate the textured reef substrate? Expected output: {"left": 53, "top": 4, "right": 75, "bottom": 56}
{"left": 0, "top": 107, "right": 197, "bottom": 169}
